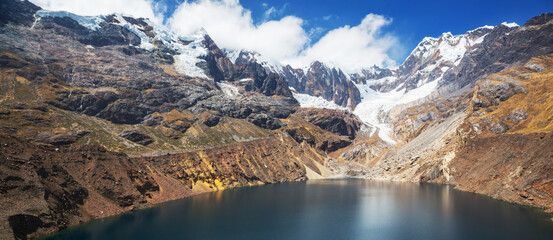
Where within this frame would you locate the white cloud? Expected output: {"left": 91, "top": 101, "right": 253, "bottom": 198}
{"left": 167, "top": 0, "right": 307, "bottom": 62}
{"left": 261, "top": 3, "right": 289, "bottom": 21}
{"left": 284, "top": 14, "right": 399, "bottom": 73}
{"left": 308, "top": 27, "right": 325, "bottom": 37}
{"left": 263, "top": 7, "right": 276, "bottom": 20}
{"left": 29, "top": 0, "right": 164, "bottom": 24}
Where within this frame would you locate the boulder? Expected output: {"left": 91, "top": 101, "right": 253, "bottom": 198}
{"left": 295, "top": 108, "right": 362, "bottom": 140}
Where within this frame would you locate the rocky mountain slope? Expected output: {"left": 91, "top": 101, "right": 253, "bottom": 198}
{"left": 337, "top": 16, "right": 553, "bottom": 214}
{"left": 1, "top": 0, "right": 553, "bottom": 239}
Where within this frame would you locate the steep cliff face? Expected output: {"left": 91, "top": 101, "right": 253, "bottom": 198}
{"left": 294, "top": 108, "right": 363, "bottom": 140}
{"left": 202, "top": 41, "right": 293, "bottom": 98}
{"left": 282, "top": 61, "right": 361, "bottom": 109}
{"left": 450, "top": 132, "right": 553, "bottom": 213}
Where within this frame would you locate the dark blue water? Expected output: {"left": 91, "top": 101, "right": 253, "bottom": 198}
{"left": 43, "top": 179, "right": 553, "bottom": 240}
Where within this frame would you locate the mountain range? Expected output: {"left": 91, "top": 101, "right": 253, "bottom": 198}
{"left": 1, "top": 0, "right": 553, "bottom": 239}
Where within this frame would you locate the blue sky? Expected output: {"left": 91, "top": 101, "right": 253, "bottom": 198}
{"left": 31, "top": 0, "right": 552, "bottom": 71}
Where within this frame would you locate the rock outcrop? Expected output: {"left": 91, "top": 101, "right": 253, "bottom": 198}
{"left": 294, "top": 108, "right": 362, "bottom": 140}
{"left": 282, "top": 61, "right": 361, "bottom": 109}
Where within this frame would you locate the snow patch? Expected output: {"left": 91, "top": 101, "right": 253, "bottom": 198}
{"left": 293, "top": 93, "right": 348, "bottom": 111}
{"left": 409, "top": 37, "right": 438, "bottom": 59}
{"left": 364, "top": 76, "right": 397, "bottom": 87}
{"left": 471, "top": 33, "right": 488, "bottom": 45}
{"left": 437, "top": 33, "right": 467, "bottom": 66}
{"left": 501, "top": 22, "right": 519, "bottom": 28}
{"left": 140, "top": 20, "right": 209, "bottom": 78}
{"left": 36, "top": 10, "right": 104, "bottom": 31}
{"left": 239, "top": 51, "right": 284, "bottom": 75}
{"left": 218, "top": 82, "right": 240, "bottom": 98}
{"left": 467, "top": 25, "right": 494, "bottom": 34}
{"left": 225, "top": 49, "right": 241, "bottom": 64}
{"left": 30, "top": 16, "right": 41, "bottom": 29}
{"left": 174, "top": 54, "right": 207, "bottom": 79}
{"left": 112, "top": 15, "right": 154, "bottom": 50}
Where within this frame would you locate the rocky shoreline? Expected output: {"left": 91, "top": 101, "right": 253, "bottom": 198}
{"left": 0, "top": 132, "right": 337, "bottom": 239}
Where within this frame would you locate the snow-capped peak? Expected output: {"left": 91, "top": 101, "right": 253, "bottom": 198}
{"left": 467, "top": 25, "right": 495, "bottom": 34}
{"left": 501, "top": 22, "right": 519, "bottom": 28}
{"left": 410, "top": 37, "right": 439, "bottom": 59}
{"left": 224, "top": 49, "right": 242, "bottom": 64}
{"left": 235, "top": 50, "right": 284, "bottom": 75}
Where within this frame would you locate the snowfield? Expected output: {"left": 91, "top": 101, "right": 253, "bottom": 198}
{"left": 292, "top": 92, "right": 349, "bottom": 111}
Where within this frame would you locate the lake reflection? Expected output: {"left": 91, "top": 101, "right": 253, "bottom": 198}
{"left": 43, "top": 179, "right": 553, "bottom": 240}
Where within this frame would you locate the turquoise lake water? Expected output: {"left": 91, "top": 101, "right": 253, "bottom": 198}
{"left": 43, "top": 179, "right": 553, "bottom": 240}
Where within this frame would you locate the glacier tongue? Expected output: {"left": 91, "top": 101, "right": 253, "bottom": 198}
{"left": 353, "top": 79, "right": 438, "bottom": 144}
{"left": 170, "top": 29, "right": 209, "bottom": 79}
{"left": 112, "top": 15, "right": 155, "bottom": 50}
